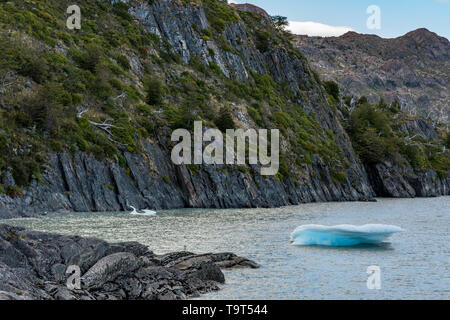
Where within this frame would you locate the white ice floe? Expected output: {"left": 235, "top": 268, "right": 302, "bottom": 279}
{"left": 290, "top": 224, "right": 405, "bottom": 246}
{"left": 129, "top": 205, "right": 157, "bottom": 216}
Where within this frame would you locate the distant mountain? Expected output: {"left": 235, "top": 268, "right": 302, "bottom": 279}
{"left": 294, "top": 28, "right": 450, "bottom": 123}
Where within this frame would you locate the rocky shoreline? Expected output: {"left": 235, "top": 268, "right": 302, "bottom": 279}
{"left": 1, "top": 145, "right": 447, "bottom": 219}
{"left": 0, "top": 224, "right": 259, "bottom": 300}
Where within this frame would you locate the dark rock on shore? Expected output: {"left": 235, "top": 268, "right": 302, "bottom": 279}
{"left": 0, "top": 142, "right": 377, "bottom": 218}
{"left": 0, "top": 137, "right": 446, "bottom": 219}
{"left": 366, "top": 160, "right": 449, "bottom": 198}
{"left": 0, "top": 224, "right": 259, "bottom": 300}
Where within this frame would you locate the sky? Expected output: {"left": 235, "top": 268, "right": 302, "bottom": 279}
{"left": 229, "top": 0, "right": 450, "bottom": 39}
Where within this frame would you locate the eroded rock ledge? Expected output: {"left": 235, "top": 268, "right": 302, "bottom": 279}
{"left": 0, "top": 224, "right": 259, "bottom": 300}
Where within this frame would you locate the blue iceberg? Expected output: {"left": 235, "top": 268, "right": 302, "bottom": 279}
{"left": 290, "top": 224, "right": 405, "bottom": 247}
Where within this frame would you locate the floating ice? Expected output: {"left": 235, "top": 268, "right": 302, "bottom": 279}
{"left": 129, "top": 206, "right": 157, "bottom": 216}
{"left": 290, "top": 224, "right": 404, "bottom": 246}
{"left": 131, "top": 209, "right": 156, "bottom": 216}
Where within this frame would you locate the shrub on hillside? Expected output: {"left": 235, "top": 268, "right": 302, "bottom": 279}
{"left": 215, "top": 107, "right": 235, "bottom": 132}
{"left": 146, "top": 78, "right": 164, "bottom": 106}
{"left": 323, "top": 81, "right": 339, "bottom": 101}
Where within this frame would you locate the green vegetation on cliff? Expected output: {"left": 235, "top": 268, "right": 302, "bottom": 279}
{"left": 0, "top": 0, "right": 348, "bottom": 189}
{"left": 341, "top": 96, "right": 449, "bottom": 177}
{"left": 0, "top": 0, "right": 447, "bottom": 195}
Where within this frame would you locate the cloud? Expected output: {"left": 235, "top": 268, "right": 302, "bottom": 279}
{"left": 287, "top": 21, "right": 355, "bottom": 37}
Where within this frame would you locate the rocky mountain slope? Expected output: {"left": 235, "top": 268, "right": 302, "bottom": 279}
{"left": 0, "top": 0, "right": 448, "bottom": 218}
{"left": 0, "top": 224, "right": 258, "bottom": 300}
{"left": 294, "top": 29, "right": 450, "bottom": 123}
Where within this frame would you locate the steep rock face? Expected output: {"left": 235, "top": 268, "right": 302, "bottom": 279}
{"left": 398, "top": 118, "right": 439, "bottom": 142}
{"left": 0, "top": 139, "right": 374, "bottom": 218}
{"left": 366, "top": 161, "right": 449, "bottom": 198}
{"left": 128, "top": 0, "right": 253, "bottom": 80}
{"left": 0, "top": 224, "right": 258, "bottom": 300}
{"left": 99, "top": 2, "right": 449, "bottom": 204}
{"left": 363, "top": 117, "right": 449, "bottom": 198}
{"left": 0, "top": 0, "right": 379, "bottom": 217}
{"left": 121, "top": 0, "right": 356, "bottom": 130}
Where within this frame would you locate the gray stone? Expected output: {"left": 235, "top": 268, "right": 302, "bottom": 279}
{"left": 0, "top": 224, "right": 258, "bottom": 300}
{"left": 81, "top": 252, "right": 141, "bottom": 289}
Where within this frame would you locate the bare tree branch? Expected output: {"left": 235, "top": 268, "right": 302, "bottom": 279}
{"left": 76, "top": 106, "right": 128, "bottom": 147}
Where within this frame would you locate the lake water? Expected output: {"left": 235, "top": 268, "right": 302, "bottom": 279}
{"left": 3, "top": 197, "right": 449, "bottom": 300}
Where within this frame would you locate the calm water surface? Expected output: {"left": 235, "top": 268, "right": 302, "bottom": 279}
{"left": 3, "top": 197, "right": 449, "bottom": 299}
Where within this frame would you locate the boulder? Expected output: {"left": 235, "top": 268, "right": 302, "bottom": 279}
{"left": 81, "top": 252, "right": 142, "bottom": 289}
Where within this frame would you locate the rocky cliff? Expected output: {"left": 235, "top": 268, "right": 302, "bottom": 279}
{"left": 364, "top": 117, "right": 449, "bottom": 198}
{"left": 0, "top": 224, "right": 258, "bottom": 300}
{"left": 0, "top": 141, "right": 376, "bottom": 218}
{"left": 0, "top": 0, "right": 448, "bottom": 218}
